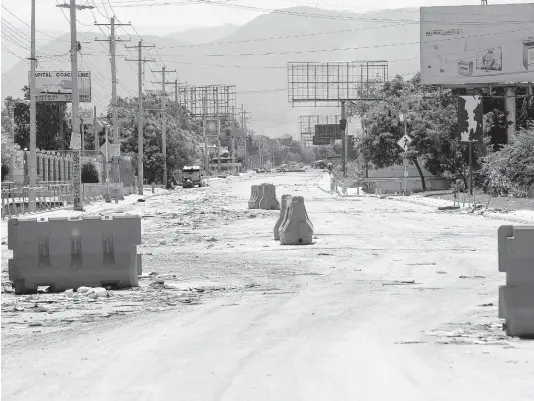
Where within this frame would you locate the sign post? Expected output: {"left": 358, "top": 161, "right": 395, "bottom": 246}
{"left": 397, "top": 133, "right": 413, "bottom": 195}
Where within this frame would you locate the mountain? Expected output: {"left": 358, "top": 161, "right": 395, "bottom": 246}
{"left": 165, "top": 25, "right": 240, "bottom": 45}
{"left": 1, "top": 7, "right": 421, "bottom": 139}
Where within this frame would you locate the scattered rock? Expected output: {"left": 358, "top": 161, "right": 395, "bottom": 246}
{"left": 76, "top": 286, "right": 92, "bottom": 294}
{"left": 137, "top": 199, "right": 146, "bottom": 202}
{"left": 459, "top": 275, "right": 486, "bottom": 279}
{"left": 37, "top": 286, "right": 50, "bottom": 293}
{"left": 207, "top": 237, "right": 218, "bottom": 242}
{"left": 318, "top": 252, "right": 332, "bottom": 256}
{"left": 479, "top": 303, "right": 494, "bottom": 307}
{"left": 65, "top": 289, "right": 75, "bottom": 298}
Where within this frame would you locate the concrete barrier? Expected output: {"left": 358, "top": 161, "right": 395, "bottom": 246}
{"left": 259, "top": 183, "right": 280, "bottom": 210}
{"left": 498, "top": 225, "right": 534, "bottom": 338}
{"left": 248, "top": 185, "right": 262, "bottom": 209}
{"left": 279, "top": 196, "right": 313, "bottom": 245}
{"left": 8, "top": 215, "right": 142, "bottom": 294}
{"left": 274, "top": 195, "right": 292, "bottom": 240}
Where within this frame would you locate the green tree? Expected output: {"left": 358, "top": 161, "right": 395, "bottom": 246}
{"left": 480, "top": 126, "right": 534, "bottom": 196}
{"left": 81, "top": 162, "right": 99, "bottom": 183}
{"left": 114, "top": 94, "right": 199, "bottom": 183}
{"left": 1, "top": 102, "right": 17, "bottom": 179}
{"left": 354, "top": 74, "right": 491, "bottom": 190}
{"left": 10, "top": 87, "right": 70, "bottom": 150}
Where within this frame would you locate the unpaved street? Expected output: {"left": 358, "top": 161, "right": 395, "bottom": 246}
{"left": 2, "top": 171, "right": 534, "bottom": 401}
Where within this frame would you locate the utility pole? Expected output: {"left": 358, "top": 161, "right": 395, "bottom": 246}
{"left": 28, "top": 0, "right": 37, "bottom": 212}
{"left": 95, "top": 17, "right": 130, "bottom": 142}
{"left": 152, "top": 66, "right": 176, "bottom": 188}
{"left": 202, "top": 89, "right": 209, "bottom": 174}
{"left": 57, "top": 0, "right": 94, "bottom": 211}
{"left": 341, "top": 102, "right": 348, "bottom": 177}
{"left": 231, "top": 106, "right": 236, "bottom": 174}
{"left": 93, "top": 105, "right": 98, "bottom": 150}
{"left": 95, "top": 18, "right": 130, "bottom": 186}
{"left": 126, "top": 40, "right": 155, "bottom": 195}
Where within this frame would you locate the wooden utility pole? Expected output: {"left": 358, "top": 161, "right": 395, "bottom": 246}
{"left": 126, "top": 40, "right": 155, "bottom": 194}
{"left": 93, "top": 105, "right": 98, "bottom": 150}
{"left": 95, "top": 18, "right": 130, "bottom": 186}
{"left": 57, "top": 0, "right": 94, "bottom": 211}
{"left": 152, "top": 66, "right": 176, "bottom": 188}
{"left": 95, "top": 17, "right": 130, "bottom": 143}
{"left": 28, "top": 0, "right": 36, "bottom": 211}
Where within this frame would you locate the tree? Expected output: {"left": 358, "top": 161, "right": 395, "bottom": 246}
{"left": 354, "top": 74, "right": 491, "bottom": 190}
{"left": 81, "top": 162, "right": 99, "bottom": 183}
{"left": 480, "top": 126, "right": 534, "bottom": 196}
{"left": 1, "top": 102, "right": 17, "bottom": 180}
{"left": 115, "top": 94, "right": 199, "bottom": 183}
{"left": 301, "top": 148, "right": 315, "bottom": 164}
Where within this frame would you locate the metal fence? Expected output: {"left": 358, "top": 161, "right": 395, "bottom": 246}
{"left": 1, "top": 182, "right": 73, "bottom": 219}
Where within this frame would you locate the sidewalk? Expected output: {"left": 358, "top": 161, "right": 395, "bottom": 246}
{"left": 1, "top": 187, "right": 169, "bottom": 241}
{"left": 384, "top": 192, "right": 534, "bottom": 225}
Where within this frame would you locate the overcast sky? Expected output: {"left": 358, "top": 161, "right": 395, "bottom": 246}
{"left": 2, "top": 0, "right": 532, "bottom": 36}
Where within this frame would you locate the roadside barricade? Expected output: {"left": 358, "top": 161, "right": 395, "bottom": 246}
{"left": 279, "top": 196, "right": 313, "bottom": 245}
{"left": 8, "top": 215, "right": 142, "bottom": 294}
{"left": 248, "top": 184, "right": 262, "bottom": 209}
{"left": 498, "top": 225, "right": 534, "bottom": 338}
{"left": 259, "top": 183, "right": 280, "bottom": 210}
{"left": 273, "top": 195, "right": 292, "bottom": 240}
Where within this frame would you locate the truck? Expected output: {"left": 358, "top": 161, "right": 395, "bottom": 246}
{"left": 182, "top": 166, "right": 202, "bottom": 188}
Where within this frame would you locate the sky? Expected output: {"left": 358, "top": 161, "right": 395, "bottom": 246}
{"left": 1, "top": 0, "right": 532, "bottom": 37}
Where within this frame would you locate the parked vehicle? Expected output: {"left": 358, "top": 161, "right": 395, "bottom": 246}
{"left": 182, "top": 166, "right": 202, "bottom": 188}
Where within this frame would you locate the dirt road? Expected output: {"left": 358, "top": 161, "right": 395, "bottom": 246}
{"left": 2, "top": 171, "right": 534, "bottom": 400}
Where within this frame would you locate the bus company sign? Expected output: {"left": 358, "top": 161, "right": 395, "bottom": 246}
{"left": 30, "top": 71, "right": 91, "bottom": 102}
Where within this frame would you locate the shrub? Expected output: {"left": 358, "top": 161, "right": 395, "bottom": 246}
{"left": 480, "top": 127, "right": 534, "bottom": 196}
{"left": 81, "top": 162, "right": 99, "bottom": 183}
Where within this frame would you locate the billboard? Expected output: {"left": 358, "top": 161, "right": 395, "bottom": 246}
{"left": 31, "top": 71, "right": 91, "bottom": 102}
{"left": 420, "top": 4, "right": 534, "bottom": 85}
{"left": 313, "top": 136, "right": 330, "bottom": 146}
{"left": 457, "top": 95, "right": 483, "bottom": 143}
{"left": 314, "top": 124, "right": 341, "bottom": 139}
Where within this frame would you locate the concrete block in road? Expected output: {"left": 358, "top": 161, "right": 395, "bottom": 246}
{"left": 279, "top": 196, "right": 314, "bottom": 245}
{"left": 259, "top": 183, "right": 280, "bottom": 210}
{"left": 498, "top": 225, "right": 534, "bottom": 338}
{"left": 8, "top": 215, "right": 142, "bottom": 294}
{"left": 498, "top": 225, "right": 534, "bottom": 282}
{"left": 274, "top": 195, "right": 292, "bottom": 241}
{"left": 499, "top": 285, "right": 534, "bottom": 337}
{"left": 248, "top": 185, "right": 262, "bottom": 209}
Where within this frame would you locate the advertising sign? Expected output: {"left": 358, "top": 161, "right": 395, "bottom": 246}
{"left": 420, "top": 4, "right": 534, "bottom": 85}
{"left": 31, "top": 71, "right": 91, "bottom": 102}
{"left": 314, "top": 124, "right": 341, "bottom": 139}
{"left": 457, "top": 95, "right": 483, "bottom": 143}
{"left": 79, "top": 107, "right": 93, "bottom": 124}
{"left": 312, "top": 135, "right": 330, "bottom": 146}
{"left": 70, "top": 133, "right": 81, "bottom": 150}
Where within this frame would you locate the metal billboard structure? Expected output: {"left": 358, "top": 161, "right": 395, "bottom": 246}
{"left": 176, "top": 84, "right": 236, "bottom": 119}
{"left": 287, "top": 61, "right": 388, "bottom": 107}
{"left": 420, "top": 4, "right": 534, "bottom": 86}
{"left": 299, "top": 115, "right": 339, "bottom": 148}
{"left": 289, "top": 61, "right": 388, "bottom": 175}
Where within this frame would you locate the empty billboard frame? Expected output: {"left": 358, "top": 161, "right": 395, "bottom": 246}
{"left": 288, "top": 61, "right": 388, "bottom": 107}
{"left": 176, "top": 84, "right": 236, "bottom": 119}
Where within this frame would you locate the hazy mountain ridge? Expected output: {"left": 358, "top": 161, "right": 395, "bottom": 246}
{"left": 165, "top": 24, "right": 240, "bottom": 44}
{"left": 2, "top": 6, "right": 421, "bottom": 138}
